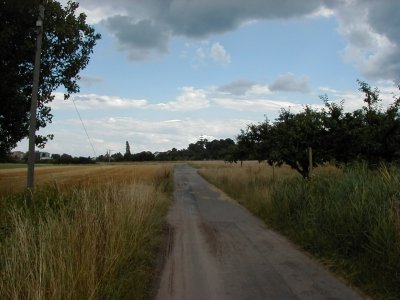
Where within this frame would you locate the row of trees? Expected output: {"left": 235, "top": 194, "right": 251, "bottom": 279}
{"left": 51, "top": 154, "right": 94, "bottom": 164}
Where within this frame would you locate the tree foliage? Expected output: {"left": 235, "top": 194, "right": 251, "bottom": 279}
{"left": 0, "top": 0, "right": 100, "bottom": 160}
{"left": 236, "top": 80, "right": 400, "bottom": 178}
{"left": 124, "top": 141, "right": 132, "bottom": 160}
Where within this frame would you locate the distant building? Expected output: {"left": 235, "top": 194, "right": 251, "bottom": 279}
{"left": 11, "top": 151, "right": 25, "bottom": 160}
{"left": 39, "top": 152, "right": 51, "bottom": 160}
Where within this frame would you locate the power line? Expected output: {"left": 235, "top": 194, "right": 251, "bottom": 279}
{"left": 72, "top": 97, "right": 97, "bottom": 158}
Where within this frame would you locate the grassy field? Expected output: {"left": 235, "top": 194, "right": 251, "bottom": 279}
{"left": 0, "top": 163, "right": 173, "bottom": 299}
{"left": 0, "top": 163, "right": 28, "bottom": 170}
{"left": 194, "top": 161, "right": 400, "bottom": 300}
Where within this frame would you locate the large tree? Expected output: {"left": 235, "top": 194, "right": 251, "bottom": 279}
{"left": 268, "top": 106, "right": 325, "bottom": 179}
{"left": 0, "top": 0, "right": 100, "bottom": 160}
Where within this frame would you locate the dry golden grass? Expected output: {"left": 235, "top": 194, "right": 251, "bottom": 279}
{"left": 0, "top": 163, "right": 173, "bottom": 300}
{"left": 0, "top": 163, "right": 168, "bottom": 195}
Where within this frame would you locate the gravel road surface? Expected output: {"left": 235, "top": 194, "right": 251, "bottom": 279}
{"left": 155, "top": 164, "right": 363, "bottom": 300}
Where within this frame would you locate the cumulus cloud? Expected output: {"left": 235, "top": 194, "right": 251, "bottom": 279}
{"left": 75, "top": 0, "right": 322, "bottom": 61}
{"left": 327, "top": 0, "right": 400, "bottom": 81}
{"left": 62, "top": 0, "right": 400, "bottom": 81}
{"left": 102, "top": 16, "right": 170, "bottom": 60}
{"left": 269, "top": 73, "right": 310, "bottom": 93}
{"left": 194, "top": 42, "right": 231, "bottom": 66}
{"left": 210, "top": 42, "right": 231, "bottom": 65}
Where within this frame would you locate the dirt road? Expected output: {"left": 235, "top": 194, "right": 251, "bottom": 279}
{"left": 156, "top": 165, "right": 363, "bottom": 300}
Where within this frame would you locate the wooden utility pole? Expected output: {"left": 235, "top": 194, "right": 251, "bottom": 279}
{"left": 27, "top": 4, "right": 45, "bottom": 202}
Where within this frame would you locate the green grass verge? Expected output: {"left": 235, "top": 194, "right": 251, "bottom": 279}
{"left": 0, "top": 163, "right": 27, "bottom": 169}
{"left": 0, "top": 163, "right": 53, "bottom": 169}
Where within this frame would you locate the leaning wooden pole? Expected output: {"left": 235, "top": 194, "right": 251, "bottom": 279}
{"left": 27, "top": 4, "right": 45, "bottom": 203}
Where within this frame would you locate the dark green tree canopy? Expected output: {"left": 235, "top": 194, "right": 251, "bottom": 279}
{"left": 0, "top": 0, "right": 100, "bottom": 160}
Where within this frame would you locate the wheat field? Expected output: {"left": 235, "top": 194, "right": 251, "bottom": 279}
{"left": 0, "top": 163, "right": 173, "bottom": 299}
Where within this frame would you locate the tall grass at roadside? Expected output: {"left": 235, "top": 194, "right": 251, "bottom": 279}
{"left": 198, "top": 162, "right": 400, "bottom": 299}
{"left": 0, "top": 165, "right": 172, "bottom": 300}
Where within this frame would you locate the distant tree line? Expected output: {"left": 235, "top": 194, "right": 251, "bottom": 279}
{"left": 93, "top": 138, "right": 237, "bottom": 163}
{"left": 155, "top": 138, "right": 237, "bottom": 162}
{"left": 6, "top": 153, "right": 96, "bottom": 164}
{"left": 97, "top": 141, "right": 157, "bottom": 162}
{"left": 52, "top": 154, "right": 95, "bottom": 164}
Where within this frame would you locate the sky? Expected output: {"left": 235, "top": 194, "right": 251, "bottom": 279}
{"left": 16, "top": 0, "right": 400, "bottom": 157}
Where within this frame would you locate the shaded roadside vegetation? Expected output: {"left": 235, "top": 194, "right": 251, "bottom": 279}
{"left": 195, "top": 162, "right": 400, "bottom": 299}
{"left": 0, "top": 165, "right": 173, "bottom": 299}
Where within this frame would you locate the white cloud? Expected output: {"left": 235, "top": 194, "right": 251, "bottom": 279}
{"left": 308, "top": 6, "right": 335, "bottom": 18}
{"left": 330, "top": 0, "right": 400, "bottom": 81}
{"left": 318, "top": 83, "right": 399, "bottom": 112}
{"left": 210, "top": 42, "right": 231, "bottom": 66}
{"left": 51, "top": 89, "right": 210, "bottom": 112}
{"left": 58, "top": 0, "right": 126, "bottom": 24}
{"left": 163, "top": 119, "right": 182, "bottom": 124}
{"left": 72, "top": 94, "right": 149, "bottom": 110}
{"left": 153, "top": 87, "right": 210, "bottom": 111}
{"left": 193, "top": 42, "right": 231, "bottom": 67}
{"left": 213, "top": 98, "right": 303, "bottom": 112}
